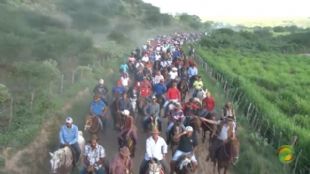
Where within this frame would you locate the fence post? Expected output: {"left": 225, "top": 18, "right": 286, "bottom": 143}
{"left": 30, "top": 91, "right": 35, "bottom": 112}
{"left": 72, "top": 70, "right": 76, "bottom": 84}
{"left": 293, "top": 149, "right": 302, "bottom": 174}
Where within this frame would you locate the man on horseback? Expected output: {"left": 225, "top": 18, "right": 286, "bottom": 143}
{"left": 139, "top": 128, "right": 169, "bottom": 174}
{"left": 202, "top": 91, "right": 215, "bottom": 112}
{"left": 81, "top": 136, "right": 107, "bottom": 174}
{"left": 187, "top": 63, "right": 198, "bottom": 81}
{"left": 118, "top": 93, "right": 133, "bottom": 115}
{"left": 110, "top": 146, "right": 133, "bottom": 174}
{"left": 118, "top": 113, "right": 137, "bottom": 157}
{"left": 153, "top": 71, "right": 165, "bottom": 85}
{"left": 153, "top": 79, "right": 167, "bottom": 107}
{"left": 143, "top": 95, "right": 162, "bottom": 131}
{"left": 200, "top": 116, "right": 236, "bottom": 161}
{"left": 59, "top": 117, "right": 81, "bottom": 166}
{"left": 164, "top": 82, "right": 181, "bottom": 108}
{"left": 192, "top": 76, "right": 204, "bottom": 98}
{"left": 170, "top": 126, "right": 198, "bottom": 174}
{"left": 93, "top": 79, "right": 109, "bottom": 104}
{"left": 90, "top": 94, "right": 108, "bottom": 129}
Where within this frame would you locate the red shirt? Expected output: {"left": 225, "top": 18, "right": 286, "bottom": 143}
{"left": 203, "top": 96, "right": 215, "bottom": 112}
{"left": 166, "top": 87, "right": 181, "bottom": 100}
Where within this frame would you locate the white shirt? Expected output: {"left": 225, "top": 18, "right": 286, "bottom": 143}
{"left": 217, "top": 122, "right": 236, "bottom": 141}
{"left": 144, "top": 136, "right": 168, "bottom": 161}
{"left": 155, "top": 54, "right": 161, "bottom": 61}
{"left": 169, "top": 71, "right": 178, "bottom": 80}
{"left": 153, "top": 75, "right": 164, "bottom": 84}
{"left": 142, "top": 56, "right": 149, "bottom": 63}
{"left": 84, "top": 144, "right": 105, "bottom": 170}
{"left": 121, "top": 77, "right": 130, "bottom": 87}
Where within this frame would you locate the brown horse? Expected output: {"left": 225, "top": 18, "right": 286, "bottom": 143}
{"left": 111, "top": 95, "right": 122, "bottom": 130}
{"left": 210, "top": 138, "right": 240, "bottom": 174}
{"left": 201, "top": 112, "right": 217, "bottom": 143}
{"left": 177, "top": 79, "right": 189, "bottom": 103}
{"left": 84, "top": 115, "right": 101, "bottom": 134}
{"left": 118, "top": 117, "right": 137, "bottom": 158}
{"left": 169, "top": 123, "right": 184, "bottom": 155}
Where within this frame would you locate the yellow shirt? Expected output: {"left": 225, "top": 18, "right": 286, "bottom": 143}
{"left": 193, "top": 80, "right": 203, "bottom": 90}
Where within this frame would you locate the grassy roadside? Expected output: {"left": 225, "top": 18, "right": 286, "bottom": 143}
{"left": 179, "top": 43, "right": 290, "bottom": 173}
{"left": 197, "top": 59, "right": 289, "bottom": 174}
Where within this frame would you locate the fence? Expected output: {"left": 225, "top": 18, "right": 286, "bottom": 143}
{"left": 195, "top": 56, "right": 309, "bottom": 174}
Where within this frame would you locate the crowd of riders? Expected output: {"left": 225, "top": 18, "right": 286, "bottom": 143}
{"left": 57, "top": 32, "right": 238, "bottom": 174}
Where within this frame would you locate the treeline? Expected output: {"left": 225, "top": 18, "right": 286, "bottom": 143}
{"left": 0, "top": 0, "right": 201, "bottom": 150}
{"left": 200, "top": 27, "right": 310, "bottom": 53}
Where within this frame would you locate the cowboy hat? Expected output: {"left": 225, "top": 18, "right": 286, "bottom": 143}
{"left": 121, "top": 110, "right": 130, "bottom": 116}
{"left": 65, "top": 116, "right": 73, "bottom": 124}
{"left": 185, "top": 126, "right": 194, "bottom": 132}
{"left": 120, "top": 146, "right": 131, "bottom": 157}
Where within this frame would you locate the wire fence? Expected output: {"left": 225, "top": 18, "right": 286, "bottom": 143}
{"left": 195, "top": 56, "right": 310, "bottom": 174}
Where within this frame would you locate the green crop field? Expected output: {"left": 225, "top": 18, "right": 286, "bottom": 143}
{"left": 198, "top": 48, "right": 310, "bottom": 171}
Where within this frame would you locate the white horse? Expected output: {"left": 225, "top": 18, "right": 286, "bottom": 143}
{"left": 49, "top": 131, "right": 85, "bottom": 174}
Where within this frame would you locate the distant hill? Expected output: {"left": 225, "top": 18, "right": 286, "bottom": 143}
{"left": 201, "top": 16, "right": 310, "bottom": 28}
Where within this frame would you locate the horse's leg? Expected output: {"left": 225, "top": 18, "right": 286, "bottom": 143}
{"left": 202, "top": 130, "right": 206, "bottom": 143}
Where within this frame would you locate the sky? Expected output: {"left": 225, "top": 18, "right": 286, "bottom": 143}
{"left": 142, "top": 0, "right": 310, "bottom": 19}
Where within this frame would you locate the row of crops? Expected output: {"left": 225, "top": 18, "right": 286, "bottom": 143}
{"left": 197, "top": 48, "right": 310, "bottom": 172}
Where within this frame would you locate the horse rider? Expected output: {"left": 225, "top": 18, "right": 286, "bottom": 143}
{"left": 223, "top": 101, "right": 236, "bottom": 120}
{"left": 153, "top": 79, "right": 167, "bottom": 106}
{"left": 187, "top": 62, "right": 198, "bottom": 81}
{"left": 118, "top": 92, "right": 133, "bottom": 114}
{"left": 118, "top": 114, "right": 137, "bottom": 157}
{"left": 153, "top": 70, "right": 165, "bottom": 85}
{"left": 109, "top": 146, "right": 133, "bottom": 174}
{"left": 112, "top": 81, "right": 126, "bottom": 98}
{"left": 93, "top": 79, "right": 109, "bottom": 104}
{"left": 90, "top": 94, "right": 108, "bottom": 128}
{"left": 59, "top": 117, "right": 81, "bottom": 166}
{"left": 164, "top": 82, "right": 181, "bottom": 108}
{"left": 119, "top": 63, "right": 129, "bottom": 74}
{"left": 168, "top": 67, "right": 179, "bottom": 83}
{"left": 202, "top": 91, "right": 215, "bottom": 112}
{"left": 166, "top": 104, "right": 185, "bottom": 140}
{"left": 170, "top": 126, "right": 198, "bottom": 174}
{"left": 143, "top": 95, "right": 161, "bottom": 131}
{"left": 139, "top": 127, "right": 169, "bottom": 174}
{"left": 192, "top": 75, "right": 204, "bottom": 98}
{"left": 81, "top": 135, "right": 107, "bottom": 174}
{"left": 120, "top": 72, "right": 130, "bottom": 91}
{"left": 200, "top": 116, "right": 236, "bottom": 161}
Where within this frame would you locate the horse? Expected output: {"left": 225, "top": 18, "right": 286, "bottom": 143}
{"left": 84, "top": 115, "right": 102, "bottom": 134}
{"left": 213, "top": 138, "right": 240, "bottom": 174}
{"left": 145, "top": 158, "right": 164, "bottom": 174}
{"left": 200, "top": 112, "right": 217, "bottom": 143}
{"left": 49, "top": 131, "right": 85, "bottom": 174}
{"left": 177, "top": 79, "right": 189, "bottom": 102}
{"left": 119, "top": 135, "right": 136, "bottom": 158}
{"left": 110, "top": 95, "right": 122, "bottom": 130}
{"left": 174, "top": 155, "right": 196, "bottom": 174}
{"left": 168, "top": 122, "right": 184, "bottom": 155}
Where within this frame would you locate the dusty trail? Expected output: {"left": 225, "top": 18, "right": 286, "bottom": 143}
{"left": 86, "top": 90, "right": 221, "bottom": 174}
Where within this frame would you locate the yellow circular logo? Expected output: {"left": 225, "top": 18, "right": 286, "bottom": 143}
{"left": 277, "top": 145, "right": 294, "bottom": 164}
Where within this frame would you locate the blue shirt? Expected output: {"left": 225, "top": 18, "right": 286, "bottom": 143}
{"left": 120, "top": 64, "right": 128, "bottom": 73}
{"left": 90, "top": 100, "right": 106, "bottom": 116}
{"left": 187, "top": 67, "right": 198, "bottom": 78}
{"left": 112, "top": 86, "right": 126, "bottom": 95}
{"left": 153, "top": 83, "right": 167, "bottom": 96}
{"left": 59, "top": 124, "right": 79, "bottom": 145}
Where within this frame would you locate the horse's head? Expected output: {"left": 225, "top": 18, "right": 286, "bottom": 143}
{"left": 148, "top": 160, "right": 162, "bottom": 174}
{"left": 84, "top": 117, "right": 93, "bottom": 131}
{"left": 178, "top": 157, "right": 194, "bottom": 173}
{"left": 49, "top": 151, "right": 61, "bottom": 173}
